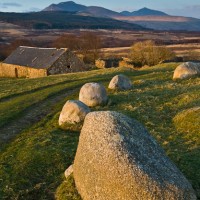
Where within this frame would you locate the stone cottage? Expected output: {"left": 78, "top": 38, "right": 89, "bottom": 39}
{"left": 0, "top": 46, "right": 87, "bottom": 78}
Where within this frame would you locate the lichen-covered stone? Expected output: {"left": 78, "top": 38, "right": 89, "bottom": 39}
{"left": 59, "top": 100, "right": 90, "bottom": 126}
{"left": 108, "top": 74, "right": 132, "bottom": 90}
{"left": 79, "top": 83, "right": 108, "bottom": 107}
{"left": 74, "top": 111, "right": 196, "bottom": 200}
{"left": 173, "top": 62, "right": 200, "bottom": 80}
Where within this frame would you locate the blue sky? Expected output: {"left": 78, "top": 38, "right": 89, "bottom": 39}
{"left": 0, "top": 0, "right": 200, "bottom": 18}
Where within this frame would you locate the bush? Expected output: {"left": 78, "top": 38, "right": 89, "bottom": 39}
{"left": 129, "top": 40, "right": 175, "bottom": 67}
{"left": 0, "top": 39, "right": 34, "bottom": 61}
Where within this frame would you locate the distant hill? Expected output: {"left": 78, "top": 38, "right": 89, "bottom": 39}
{"left": 120, "top": 7, "right": 168, "bottom": 16}
{"left": 43, "top": 1, "right": 121, "bottom": 17}
{"left": 114, "top": 15, "right": 200, "bottom": 31}
{"left": 0, "top": 11, "right": 146, "bottom": 30}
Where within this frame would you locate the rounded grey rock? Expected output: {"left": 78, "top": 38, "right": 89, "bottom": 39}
{"left": 173, "top": 62, "right": 200, "bottom": 80}
{"left": 79, "top": 83, "right": 108, "bottom": 107}
{"left": 108, "top": 74, "right": 132, "bottom": 90}
{"left": 59, "top": 100, "right": 90, "bottom": 126}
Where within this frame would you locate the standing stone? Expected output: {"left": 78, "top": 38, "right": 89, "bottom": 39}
{"left": 173, "top": 62, "right": 200, "bottom": 80}
{"left": 73, "top": 111, "right": 196, "bottom": 200}
{"left": 59, "top": 100, "right": 90, "bottom": 126}
{"left": 79, "top": 83, "right": 108, "bottom": 107}
{"left": 108, "top": 74, "right": 132, "bottom": 90}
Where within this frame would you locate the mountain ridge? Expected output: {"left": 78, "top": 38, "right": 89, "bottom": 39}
{"left": 43, "top": 1, "right": 122, "bottom": 17}
{"left": 43, "top": 1, "right": 169, "bottom": 18}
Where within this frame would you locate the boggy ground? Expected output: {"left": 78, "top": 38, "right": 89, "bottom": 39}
{"left": 0, "top": 64, "right": 199, "bottom": 199}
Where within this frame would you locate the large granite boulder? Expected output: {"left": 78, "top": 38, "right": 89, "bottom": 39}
{"left": 79, "top": 83, "right": 108, "bottom": 107}
{"left": 73, "top": 111, "right": 196, "bottom": 200}
{"left": 173, "top": 62, "right": 200, "bottom": 80}
{"left": 108, "top": 74, "right": 132, "bottom": 90}
{"left": 59, "top": 100, "right": 90, "bottom": 127}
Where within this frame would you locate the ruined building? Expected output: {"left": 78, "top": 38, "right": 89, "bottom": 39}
{"left": 95, "top": 58, "right": 121, "bottom": 69}
{"left": 0, "top": 46, "right": 87, "bottom": 78}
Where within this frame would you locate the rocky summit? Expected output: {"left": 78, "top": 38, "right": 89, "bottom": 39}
{"left": 73, "top": 111, "right": 196, "bottom": 200}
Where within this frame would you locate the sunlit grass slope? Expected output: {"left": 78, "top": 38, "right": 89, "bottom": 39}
{"left": 0, "top": 63, "right": 199, "bottom": 199}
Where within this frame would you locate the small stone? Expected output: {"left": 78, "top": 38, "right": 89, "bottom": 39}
{"left": 108, "top": 74, "right": 132, "bottom": 90}
{"left": 64, "top": 165, "right": 73, "bottom": 179}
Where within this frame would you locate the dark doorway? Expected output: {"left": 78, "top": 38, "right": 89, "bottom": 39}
{"left": 15, "top": 68, "right": 18, "bottom": 78}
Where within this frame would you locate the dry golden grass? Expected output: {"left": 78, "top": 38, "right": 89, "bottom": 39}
{"left": 115, "top": 15, "right": 191, "bottom": 22}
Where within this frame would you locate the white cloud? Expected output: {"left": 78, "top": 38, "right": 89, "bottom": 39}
{"left": 1, "top": 2, "right": 22, "bottom": 8}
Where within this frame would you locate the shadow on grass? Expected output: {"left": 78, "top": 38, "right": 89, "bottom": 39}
{"left": 0, "top": 122, "right": 80, "bottom": 200}
{"left": 0, "top": 79, "right": 77, "bottom": 102}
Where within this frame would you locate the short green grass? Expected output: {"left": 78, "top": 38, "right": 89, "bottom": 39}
{"left": 55, "top": 174, "right": 82, "bottom": 200}
{"left": 0, "top": 64, "right": 199, "bottom": 199}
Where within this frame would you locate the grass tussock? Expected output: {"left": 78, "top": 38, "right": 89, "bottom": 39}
{"left": 0, "top": 64, "right": 199, "bottom": 199}
{"left": 59, "top": 122, "right": 83, "bottom": 132}
{"left": 55, "top": 174, "right": 82, "bottom": 200}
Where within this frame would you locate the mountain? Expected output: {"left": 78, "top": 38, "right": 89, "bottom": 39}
{"left": 43, "top": 1, "right": 122, "bottom": 17}
{"left": 1, "top": 1, "right": 200, "bottom": 31}
{"left": 42, "top": 2, "right": 200, "bottom": 31}
{"left": 0, "top": 11, "right": 146, "bottom": 30}
{"left": 121, "top": 7, "right": 168, "bottom": 16}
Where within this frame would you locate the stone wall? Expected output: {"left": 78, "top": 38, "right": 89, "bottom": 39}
{"left": 48, "top": 50, "right": 87, "bottom": 75}
{"left": 119, "top": 57, "right": 134, "bottom": 68}
{"left": 95, "top": 59, "right": 120, "bottom": 68}
{"left": 95, "top": 59, "right": 106, "bottom": 68}
{"left": 119, "top": 61, "right": 134, "bottom": 68}
{"left": 0, "top": 63, "right": 47, "bottom": 78}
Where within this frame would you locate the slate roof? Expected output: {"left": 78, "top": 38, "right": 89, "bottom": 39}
{"left": 3, "top": 46, "right": 68, "bottom": 69}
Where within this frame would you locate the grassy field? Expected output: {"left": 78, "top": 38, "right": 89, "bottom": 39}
{"left": 0, "top": 64, "right": 199, "bottom": 199}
